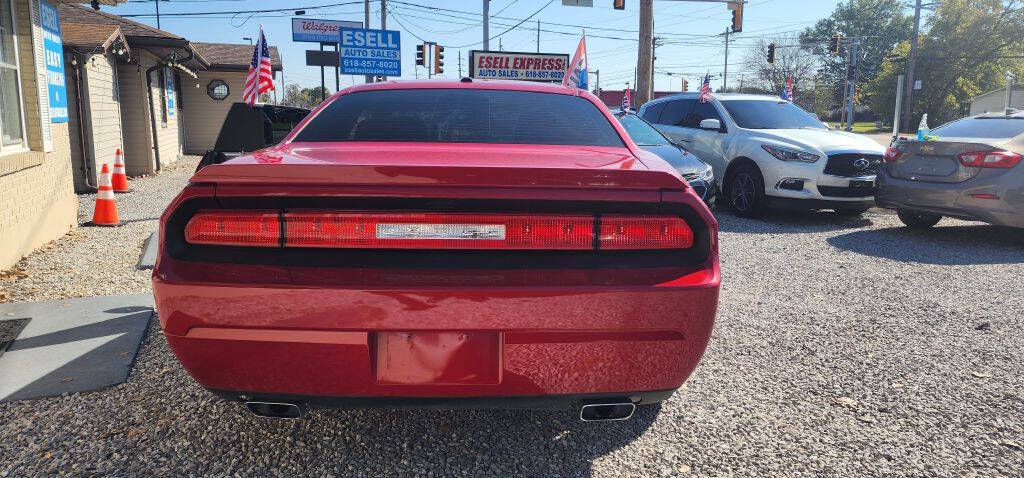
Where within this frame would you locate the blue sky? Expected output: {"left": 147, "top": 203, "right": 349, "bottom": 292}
{"left": 104, "top": 0, "right": 842, "bottom": 93}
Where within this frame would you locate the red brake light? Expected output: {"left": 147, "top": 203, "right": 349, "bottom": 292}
{"left": 600, "top": 216, "right": 693, "bottom": 250}
{"left": 883, "top": 146, "right": 901, "bottom": 162}
{"left": 183, "top": 211, "right": 696, "bottom": 250}
{"left": 284, "top": 213, "right": 595, "bottom": 250}
{"left": 957, "top": 150, "right": 1022, "bottom": 169}
{"left": 184, "top": 210, "right": 280, "bottom": 247}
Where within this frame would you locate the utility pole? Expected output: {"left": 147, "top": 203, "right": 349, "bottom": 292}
{"left": 902, "top": 0, "right": 922, "bottom": 133}
{"left": 845, "top": 38, "right": 859, "bottom": 132}
{"left": 636, "top": 0, "right": 654, "bottom": 106}
{"left": 841, "top": 49, "right": 850, "bottom": 129}
{"left": 536, "top": 19, "right": 540, "bottom": 53}
{"left": 589, "top": 69, "right": 599, "bottom": 93}
{"left": 380, "top": 0, "right": 387, "bottom": 80}
{"left": 483, "top": 0, "right": 490, "bottom": 51}
{"left": 155, "top": 0, "right": 161, "bottom": 29}
{"left": 722, "top": 28, "right": 730, "bottom": 90}
{"left": 650, "top": 37, "right": 660, "bottom": 92}
{"left": 458, "top": 50, "right": 463, "bottom": 78}
{"left": 364, "top": 0, "right": 372, "bottom": 83}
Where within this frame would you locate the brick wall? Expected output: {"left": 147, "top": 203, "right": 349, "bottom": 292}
{"left": 0, "top": 0, "right": 77, "bottom": 270}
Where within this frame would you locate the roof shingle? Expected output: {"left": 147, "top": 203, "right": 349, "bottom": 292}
{"left": 190, "top": 42, "right": 283, "bottom": 71}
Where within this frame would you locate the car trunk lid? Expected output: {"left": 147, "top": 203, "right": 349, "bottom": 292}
{"left": 190, "top": 143, "right": 683, "bottom": 190}
{"left": 888, "top": 140, "right": 1003, "bottom": 183}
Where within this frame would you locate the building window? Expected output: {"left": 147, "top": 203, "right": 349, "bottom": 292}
{"left": 0, "top": 0, "right": 26, "bottom": 151}
{"left": 207, "top": 79, "right": 228, "bottom": 100}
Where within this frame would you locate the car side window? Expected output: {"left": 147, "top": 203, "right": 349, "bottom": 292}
{"left": 640, "top": 102, "right": 666, "bottom": 124}
{"left": 684, "top": 101, "right": 725, "bottom": 131}
{"left": 658, "top": 99, "right": 696, "bottom": 126}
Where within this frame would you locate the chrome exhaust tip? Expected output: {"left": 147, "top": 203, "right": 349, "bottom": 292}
{"left": 244, "top": 401, "right": 304, "bottom": 419}
{"left": 579, "top": 402, "right": 636, "bottom": 422}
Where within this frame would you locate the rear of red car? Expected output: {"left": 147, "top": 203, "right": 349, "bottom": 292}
{"left": 153, "top": 80, "right": 719, "bottom": 420}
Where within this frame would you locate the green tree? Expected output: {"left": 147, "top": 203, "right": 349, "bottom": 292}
{"left": 867, "top": 0, "right": 1024, "bottom": 128}
{"left": 800, "top": 0, "right": 913, "bottom": 110}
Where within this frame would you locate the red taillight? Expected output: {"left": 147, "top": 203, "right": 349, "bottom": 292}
{"left": 183, "top": 211, "right": 696, "bottom": 250}
{"left": 284, "top": 213, "right": 595, "bottom": 250}
{"left": 883, "top": 146, "right": 901, "bottom": 162}
{"left": 184, "top": 210, "right": 280, "bottom": 247}
{"left": 957, "top": 150, "right": 1022, "bottom": 169}
{"left": 600, "top": 216, "right": 693, "bottom": 250}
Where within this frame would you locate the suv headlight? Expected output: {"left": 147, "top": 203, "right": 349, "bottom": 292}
{"left": 761, "top": 144, "right": 819, "bottom": 163}
{"left": 698, "top": 164, "right": 714, "bottom": 181}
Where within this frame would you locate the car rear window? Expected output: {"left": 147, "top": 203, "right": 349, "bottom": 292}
{"left": 932, "top": 117, "right": 1024, "bottom": 139}
{"left": 292, "top": 89, "right": 625, "bottom": 147}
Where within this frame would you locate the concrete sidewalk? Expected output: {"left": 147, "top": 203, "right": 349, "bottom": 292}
{"left": 0, "top": 294, "right": 153, "bottom": 402}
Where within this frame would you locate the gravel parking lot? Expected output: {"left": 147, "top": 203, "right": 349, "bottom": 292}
{"left": 2, "top": 158, "right": 1022, "bottom": 477}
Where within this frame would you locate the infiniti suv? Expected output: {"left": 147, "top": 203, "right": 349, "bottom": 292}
{"left": 638, "top": 93, "right": 886, "bottom": 217}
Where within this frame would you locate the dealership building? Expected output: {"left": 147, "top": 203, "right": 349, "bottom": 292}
{"left": 0, "top": 0, "right": 282, "bottom": 270}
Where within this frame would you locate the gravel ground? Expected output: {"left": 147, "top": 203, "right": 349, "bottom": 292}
{"left": 2, "top": 164, "right": 1023, "bottom": 476}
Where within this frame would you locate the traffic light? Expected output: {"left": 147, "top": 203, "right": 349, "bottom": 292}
{"left": 433, "top": 44, "right": 445, "bottom": 75}
{"left": 415, "top": 44, "right": 426, "bottom": 67}
{"left": 767, "top": 43, "right": 776, "bottom": 64}
{"left": 682, "top": 79, "right": 688, "bottom": 92}
{"left": 613, "top": 0, "right": 625, "bottom": 10}
{"left": 830, "top": 34, "right": 840, "bottom": 55}
{"left": 728, "top": 1, "right": 743, "bottom": 33}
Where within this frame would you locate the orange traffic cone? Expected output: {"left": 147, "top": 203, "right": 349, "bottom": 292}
{"left": 91, "top": 164, "right": 120, "bottom": 226}
{"left": 111, "top": 149, "right": 129, "bottom": 192}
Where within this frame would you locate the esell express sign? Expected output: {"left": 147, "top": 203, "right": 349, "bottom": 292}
{"left": 470, "top": 51, "right": 569, "bottom": 82}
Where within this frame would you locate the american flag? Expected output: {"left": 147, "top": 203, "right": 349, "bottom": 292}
{"left": 621, "top": 88, "right": 632, "bottom": 111}
{"left": 562, "top": 32, "right": 588, "bottom": 90}
{"left": 242, "top": 26, "right": 274, "bottom": 106}
{"left": 784, "top": 74, "right": 794, "bottom": 102}
{"left": 698, "top": 73, "right": 712, "bottom": 103}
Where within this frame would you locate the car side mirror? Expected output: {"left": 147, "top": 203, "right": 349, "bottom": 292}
{"left": 699, "top": 118, "right": 721, "bottom": 131}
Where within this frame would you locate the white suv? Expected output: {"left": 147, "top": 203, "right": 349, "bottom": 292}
{"left": 637, "top": 93, "right": 885, "bottom": 217}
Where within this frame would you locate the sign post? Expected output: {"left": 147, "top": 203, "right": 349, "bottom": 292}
{"left": 39, "top": 0, "right": 67, "bottom": 123}
{"left": 293, "top": 18, "right": 362, "bottom": 97}
{"left": 338, "top": 27, "right": 401, "bottom": 78}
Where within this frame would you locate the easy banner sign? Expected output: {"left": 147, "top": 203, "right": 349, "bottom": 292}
{"left": 40, "top": 0, "right": 67, "bottom": 123}
{"left": 338, "top": 28, "right": 401, "bottom": 77}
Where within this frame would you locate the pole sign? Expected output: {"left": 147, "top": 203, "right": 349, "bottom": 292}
{"left": 292, "top": 18, "right": 361, "bottom": 43}
{"left": 39, "top": 0, "right": 67, "bottom": 123}
{"left": 338, "top": 27, "right": 401, "bottom": 77}
{"left": 469, "top": 51, "right": 569, "bottom": 82}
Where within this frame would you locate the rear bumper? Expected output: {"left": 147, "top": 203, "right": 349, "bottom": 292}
{"left": 155, "top": 279, "right": 719, "bottom": 400}
{"left": 209, "top": 388, "right": 678, "bottom": 411}
{"left": 875, "top": 173, "right": 1024, "bottom": 228}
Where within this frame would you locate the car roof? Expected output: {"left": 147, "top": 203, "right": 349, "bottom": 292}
{"left": 644, "top": 92, "right": 784, "bottom": 105}
{"left": 341, "top": 78, "right": 580, "bottom": 95}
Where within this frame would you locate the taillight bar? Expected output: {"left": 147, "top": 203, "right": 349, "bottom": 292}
{"left": 957, "top": 150, "right": 1022, "bottom": 169}
{"left": 184, "top": 211, "right": 694, "bottom": 250}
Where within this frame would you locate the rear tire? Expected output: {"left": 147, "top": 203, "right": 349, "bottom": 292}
{"left": 897, "top": 210, "right": 942, "bottom": 228}
{"left": 726, "top": 163, "right": 767, "bottom": 218}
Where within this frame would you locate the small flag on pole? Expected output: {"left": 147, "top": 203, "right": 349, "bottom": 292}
{"left": 698, "top": 73, "right": 712, "bottom": 103}
{"left": 785, "top": 74, "right": 794, "bottom": 102}
{"left": 621, "top": 88, "right": 632, "bottom": 111}
{"left": 562, "top": 32, "right": 588, "bottom": 90}
{"left": 242, "top": 25, "right": 275, "bottom": 106}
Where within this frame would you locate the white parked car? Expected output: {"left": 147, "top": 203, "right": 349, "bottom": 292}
{"left": 637, "top": 93, "right": 886, "bottom": 217}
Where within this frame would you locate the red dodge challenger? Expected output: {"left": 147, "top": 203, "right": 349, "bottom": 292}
{"left": 153, "top": 79, "right": 720, "bottom": 421}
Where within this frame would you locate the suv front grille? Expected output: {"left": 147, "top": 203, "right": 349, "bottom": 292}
{"left": 824, "top": 153, "right": 883, "bottom": 177}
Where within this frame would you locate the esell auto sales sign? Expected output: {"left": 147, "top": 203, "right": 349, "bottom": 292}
{"left": 470, "top": 51, "right": 569, "bottom": 82}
